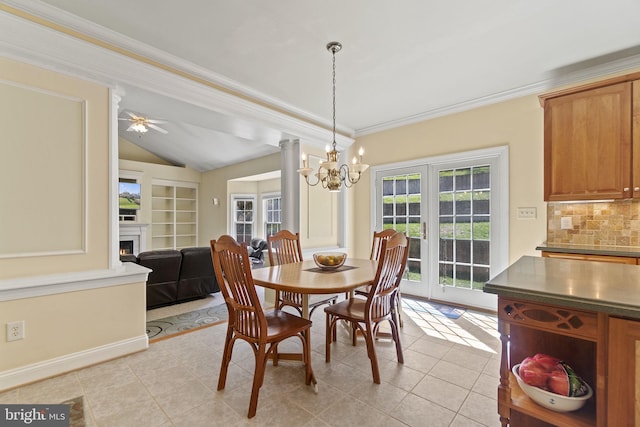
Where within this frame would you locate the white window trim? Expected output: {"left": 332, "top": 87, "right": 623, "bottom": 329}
{"left": 370, "top": 145, "right": 510, "bottom": 277}
{"left": 229, "top": 194, "right": 257, "bottom": 241}
{"left": 261, "top": 192, "right": 282, "bottom": 238}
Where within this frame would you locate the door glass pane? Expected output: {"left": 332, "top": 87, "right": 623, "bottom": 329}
{"left": 438, "top": 165, "right": 491, "bottom": 290}
{"left": 381, "top": 174, "right": 422, "bottom": 281}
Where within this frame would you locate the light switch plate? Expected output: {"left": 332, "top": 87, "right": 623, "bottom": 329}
{"left": 517, "top": 207, "right": 537, "bottom": 219}
{"left": 561, "top": 216, "right": 573, "bottom": 230}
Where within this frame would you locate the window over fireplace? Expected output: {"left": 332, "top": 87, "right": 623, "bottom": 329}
{"left": 119, "top": 170, "right": 143, "bottom": 222}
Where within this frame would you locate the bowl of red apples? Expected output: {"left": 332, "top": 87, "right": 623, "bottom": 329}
{"left": 512, "top": 353, "right": 592, "bottom": 412}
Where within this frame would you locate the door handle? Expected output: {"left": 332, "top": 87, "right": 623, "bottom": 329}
{"left": 422, "top": 222, "right": 427, "bottom": 240}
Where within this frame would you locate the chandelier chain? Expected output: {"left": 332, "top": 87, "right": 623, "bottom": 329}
{"left": 332, "top": 47, "right": 337, "bottom": 147}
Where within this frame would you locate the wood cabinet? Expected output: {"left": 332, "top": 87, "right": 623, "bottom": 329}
{"left": 607, "top": 317, "right": 640, "bottom": 426}
{"left": 540, "top": 73, "right": 640, "bottom": 201}
{"left": 497, "top": 297, "right": 602, "bottom": 426}
{"left": 487, "top": 256, "right": 640, "bottom": 426}
{"left": 633, "top": 80, "right": 640, "bottom": 199}
{"left": 541, "top": 251, "right": 638, "bottom": 265}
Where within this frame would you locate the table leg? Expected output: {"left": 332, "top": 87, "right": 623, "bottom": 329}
{"left": 302, "top": 294, "right": 310, "bottom": 319}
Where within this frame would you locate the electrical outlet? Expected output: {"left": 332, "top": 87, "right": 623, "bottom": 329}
{"left": 6, "top": 321, "right": 25, "bottom": 342}
{"left": 561, "top": 216, "right": 573, "bottom": 230}
{"left": 517, "top": 207, "right": 537, "bottom": 219}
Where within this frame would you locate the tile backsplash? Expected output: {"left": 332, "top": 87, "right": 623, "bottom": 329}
{"left": 547, "top": 201, "right": 640, "bottom": 247}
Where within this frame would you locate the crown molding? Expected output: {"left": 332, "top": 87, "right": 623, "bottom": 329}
{"left": 0, "top": 1, "right": 354, "bottom": 148}
{"left": 356, "top": 53, "right": 640, "bottom": 137}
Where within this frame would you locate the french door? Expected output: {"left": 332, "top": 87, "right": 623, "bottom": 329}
{"left": 375, "top": 166, "right": 428, "bottom": 299}
{"left": 373, "top": 147, "right": 508, "bottom": 311}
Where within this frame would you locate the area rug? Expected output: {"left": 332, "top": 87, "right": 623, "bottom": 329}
{"left": 403, "top": 298, "right": 466, "bottom": 320}
{"left": 61, "top": 396, "right": 85, "bottom": 427}
{"left": 146, "top": 304, "right": 229, "bottom": 342}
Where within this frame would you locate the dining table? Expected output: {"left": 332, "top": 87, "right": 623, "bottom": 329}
{"left": 251, "top": 257, "right": 377, "bottom": 319}
{"left": 251, "top": 257, "right": 377, "bottom": 390}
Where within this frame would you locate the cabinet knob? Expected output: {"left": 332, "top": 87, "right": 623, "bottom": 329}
{"left": 635, "top": 187, "right": 640, "bottom": 192}
{"left": 624, "top": 187, "right": 630, "bottom": 192}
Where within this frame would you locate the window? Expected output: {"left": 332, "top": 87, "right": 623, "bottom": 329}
{"left": 232, "top": 196, "right": 255, "bottom": 244}
{"left": 119, "top": 178, "right": 139, "bottom": 222}
{"left": 438, "top": 166, "right": 491, "bottom": 290}
{"left": 263, "top": 195, "right": 281, "bottom": 237}
{"left": 373, "top": 145, "right": 507, "bottom": 311}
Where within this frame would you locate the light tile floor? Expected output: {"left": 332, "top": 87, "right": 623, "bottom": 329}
{"left": 0, "top": 295, "right": 502, "bottom": 426}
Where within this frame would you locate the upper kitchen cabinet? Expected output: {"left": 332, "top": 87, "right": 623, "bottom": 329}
{"left": 633, "top": 80, "right": 640, "bottom": 199}
{"left": 541, "top": 80, "right": 632, "bottom": 201}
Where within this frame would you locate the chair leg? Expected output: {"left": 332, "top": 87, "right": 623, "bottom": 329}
{"left": 390, "top": 318, "right": 404, "bottom": 364}
{"left": 302, "top": 330, "right": 313, "bottom": 385}
{"left": 217, "top": 327, "right": 234, "bottom": 390}
{"left": 248, "top": 344, "right": 269, "bottom": 418}
{"left": 363, "top": 324, "right": 381, "bottom": 384}
{"left": 325, "top": 314, "right": 332, "bottom": 363}
{"left": 397, "top": 291, "right": 404, "bottom": 328}
{"left": 272, "top": 343, "right": 279, "bottom": 366}
{"left": 352, "top": 322, "right": 358, "bottom": 346}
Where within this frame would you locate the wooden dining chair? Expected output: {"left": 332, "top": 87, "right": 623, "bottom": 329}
{"left": 325, "top": 231, "right": 409, "bottom": 383}
{"left": 356, "top": 229, "right": 404, "bottom": 327}
{"left": 267, "top": 229, "right": 338, "bottom": 317}
{"left": 211, "top": 235, "right": 313, "bottom": 418}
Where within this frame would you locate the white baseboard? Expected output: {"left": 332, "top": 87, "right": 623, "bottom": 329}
{"left": 0, "top": 334, "right": 149, "bottom": 391}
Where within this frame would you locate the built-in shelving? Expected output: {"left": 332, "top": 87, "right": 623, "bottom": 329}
{"left": 151, "top": 180, "right": 197, "bottom": 250}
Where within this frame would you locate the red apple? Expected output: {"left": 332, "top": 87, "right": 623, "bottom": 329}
{"left": 519, "top": 357, "right": 549, "bottom": 387}
{"left": 532, "top": 353, "right": 561, "bottom": 371}
{"left": 548, "top": 366, "right": 570, "bottom": 396}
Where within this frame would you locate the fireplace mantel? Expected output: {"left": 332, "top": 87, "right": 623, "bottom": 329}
{"left": 119, "top": 223, "right": 148, "bottom": 256}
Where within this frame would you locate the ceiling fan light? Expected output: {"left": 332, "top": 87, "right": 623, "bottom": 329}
{"left": 131, "top": 122, "right": 148, "bottom": 133}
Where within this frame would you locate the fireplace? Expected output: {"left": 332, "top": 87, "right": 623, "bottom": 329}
{"left": 120, "top": 240, "right": 134, "bottom": 255}
{"left": 119, "top": 223, "right": 148, "bottom": 256}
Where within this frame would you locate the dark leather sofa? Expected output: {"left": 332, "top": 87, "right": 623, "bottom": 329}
{"left": 122, "top": 247, "right": 220, "bottom": 309}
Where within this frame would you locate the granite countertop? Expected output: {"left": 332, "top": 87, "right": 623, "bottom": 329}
{"left": 536, "top": 242, "right": 640, "bottom": 258}
{"left": 484, "top": 255, "right": 640, "bottom": 319}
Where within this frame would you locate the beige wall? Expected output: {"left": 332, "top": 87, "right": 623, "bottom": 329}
{"left": 351, "top": 95, "right": 547, "bottom": 262}
{"left": 200, "top": 153, "right": 281, "bottom": 245}
{"left": 1, "top": 283, "right": 145, "bottom": 372}
{"left": 0, "top": 58, "right": 146, "bottom": 382}
{"left": 227, "top": 177, "right": 281, "bottom": 240}
{"left": 119, "top": 137, "right": 173, "bottom": 166}
{"left": 0, "top": 57, "right": 110, "bottom": 278}
{"left": 298, "top": 142, "right": 340, "bottom": 249}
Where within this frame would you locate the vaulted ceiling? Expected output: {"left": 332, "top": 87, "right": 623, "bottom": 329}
{"left": 9, "top": 0, "right": 640, "bottom": 171}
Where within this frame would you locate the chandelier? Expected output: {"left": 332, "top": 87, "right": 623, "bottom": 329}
{"left": 298, "top": 41, "right": 369, "bottom": 192}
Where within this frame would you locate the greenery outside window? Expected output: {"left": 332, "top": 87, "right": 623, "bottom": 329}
{"left": 263, "top": 194, "right": 281, "bottom": 238}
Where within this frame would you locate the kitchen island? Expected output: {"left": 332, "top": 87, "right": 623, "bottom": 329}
{"left": 484, "top": 255, "right": 640, "bottom": 426}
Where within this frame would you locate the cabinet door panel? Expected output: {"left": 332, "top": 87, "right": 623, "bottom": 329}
{"left": 541, "top": 251, "right": 638, "bottom": 264}
{"left": 544, "top": 82, "right": 631, "bottom": 201}
{"left": 633, "top": 80, "right": 640, "bottom": 198}
{"left": 608, "top": 317, "right": 640, "bottom": 426}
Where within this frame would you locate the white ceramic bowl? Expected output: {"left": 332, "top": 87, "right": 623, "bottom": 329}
{"left": 313, "top": 252, "right": 346, "bottom": 270}
{"left": 512, "top": 364, "right": 593, "bottom": 412}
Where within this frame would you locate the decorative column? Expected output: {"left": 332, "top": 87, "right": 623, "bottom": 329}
{"left": 110, "top": 88, "right": 123, "bottom": 269}
{"left": 279, "top": 139, "right": 300, "bottom": 233}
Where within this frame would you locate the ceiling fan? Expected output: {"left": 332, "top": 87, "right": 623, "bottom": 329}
{"left": 119, "top": 111, "right": 168, "bottom": 134}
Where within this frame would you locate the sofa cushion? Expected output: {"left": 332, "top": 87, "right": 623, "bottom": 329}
{"left": 120, "top": 253, "right": 137, "bottom": 263}
{"left": 178, "top": 247, "right": 219, "bottom": 301}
